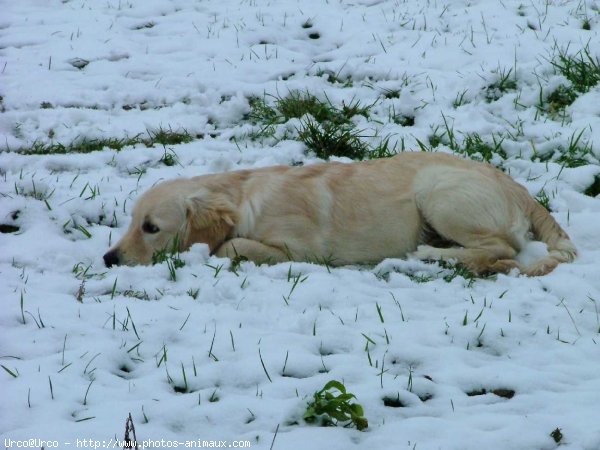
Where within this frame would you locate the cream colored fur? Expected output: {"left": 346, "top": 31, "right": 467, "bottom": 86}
{"left": 103, "top": 152, "right": 577, "bottom": 276}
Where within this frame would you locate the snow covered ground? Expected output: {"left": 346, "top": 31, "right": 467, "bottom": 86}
{"left": 2, "top": 0, "right": 600, "bottom": 449}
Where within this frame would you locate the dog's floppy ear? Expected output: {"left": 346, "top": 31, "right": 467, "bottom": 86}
{"left": 185, "top": 191, "right": 238, "bottom": 230}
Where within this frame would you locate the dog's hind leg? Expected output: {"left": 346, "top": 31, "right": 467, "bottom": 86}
{"left": 412, "top": 167, "right": 528, "bottom": 275}
{"left": 411, "top": 241, "right": 523, "bottom": 275}
{"left": 214, "top": 238, "right": 291, "bottom": 265}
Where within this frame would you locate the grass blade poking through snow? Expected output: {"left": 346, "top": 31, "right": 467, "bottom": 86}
{"left": 259, "top": 348, "right": 272, "bottom": 383}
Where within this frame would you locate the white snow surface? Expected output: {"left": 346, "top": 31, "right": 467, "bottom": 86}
{"left": 2, "top": 1, "right": 600, "bottom": 449}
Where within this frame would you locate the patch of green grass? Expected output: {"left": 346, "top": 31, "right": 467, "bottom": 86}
{"left": 148, "top": 127, "right": 193, "bottom": 146}
{"left": 376, "top": 261, "right": 480, "bottom": 285}
{"left": 485, "top": 67, "right": 517, "bottom": 102}
{"left": 247, "top": 91, "right": 390, "bottom": 160}
{"left": 121, "top": 289, "right": 151, "bottom": 301}
{"left": 536, "top": 189, "right": 551, "bottom": 211}
{"left": 427, "top": 132, "right": 444, "bottom": 150}
{"left": 407, "top": 273, "right": 435, "bottom": 283}
{"left": 152, "top": 237, "right": 185, "bottom": 282}
{"left": 20, "top": 136, "right": 141, "bottom": 155}
{"left": 133, "top": 21, "right": 156, "bottom": 30}
{"left": 438, "top": 260, "right": 477, "bottom": 286}
{"left": 13, "top": 126, "right": 196, "bottom": 155}
{"left": 247, "top": 96, "right": 279, "bottom": 125}
{"left": 538, "top": 46, "right": 600, "bottom": 117}
{"left": 458, "top": 133, "right": 507, "bottom": 162}
{"left": 550, "top": 45, "right": 600, "bottom": 93}
{"left": 555, "top": 129, "right": 595, "bottom": 168}
{"left": 392, "top": 114, "right": 415, "bottom": 127}
{"left": 303, "top": 380, "right": 368, "bottom": 431}
{"left": 545, "top": 84, "right": 578, "bottom": 112}
{"left": 279, "top": 93, "right": 342, "bottom": 123}
{"left": 248, "top": 91, "right": 371, "bottom": 127}
{"left": 315, "top": 68, "right": 353, "bottom": 87}
{"left": 14, "top": 180, "right": 55, "bottom": 203}
{"left": 428, "top": 115, "right": 507, "bottom": 163}
{"left": 298, "top": 120, "right": 370, "bottom": 160}
{"left": 368, "top": 136, "right": 403, "bottom": 159}
{"left": 532, "top": 129, "right": 597, "bottom": 168}
{"left": 381, "top": 88, "right": 401, "bottom": 99}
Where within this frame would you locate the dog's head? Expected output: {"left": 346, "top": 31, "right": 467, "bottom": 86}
{"left": 103, "top": 179, "right": 237, "bottom": 267}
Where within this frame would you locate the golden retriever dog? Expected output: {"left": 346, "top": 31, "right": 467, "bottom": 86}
{"left": 103, "top": 152, "right": 576, "bottom": 276}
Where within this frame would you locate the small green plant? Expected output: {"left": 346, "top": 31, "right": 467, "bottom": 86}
{"left": 582, "top": 18, "right": 591, "bottom": 31}
{"left": 550, "top": 428, "right": 563, "bottom": 444}
{"left": 159, "top": 147, "right": 179, "bottom": 167}
{"left": 186, "top": 288, "right": 199, "bottom": 300}
{"left": 303, "top": 380, "right": 368, "bottom": 431}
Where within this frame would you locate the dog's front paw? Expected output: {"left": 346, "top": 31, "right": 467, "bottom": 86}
{"left": 411, "top": 245, "right": 443, "bottom": 261}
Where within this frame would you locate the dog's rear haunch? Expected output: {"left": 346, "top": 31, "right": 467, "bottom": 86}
{"left": 103, "top": 152, "right": 576, "bottom": 276}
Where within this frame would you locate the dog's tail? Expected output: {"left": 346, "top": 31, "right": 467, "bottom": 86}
{"left": 521, "top": 199, "right": 577, "bottom": 276}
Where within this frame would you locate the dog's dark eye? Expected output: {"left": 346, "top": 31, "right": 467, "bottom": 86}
{"left": 142, "top": 222, "right": 160, "bottom": 234}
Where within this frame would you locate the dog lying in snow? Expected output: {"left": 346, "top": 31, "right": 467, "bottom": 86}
{"left": 103, "top": 152, "right": 576, "bottom": 276}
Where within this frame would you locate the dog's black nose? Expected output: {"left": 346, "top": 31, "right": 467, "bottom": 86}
{"left": 103, "top": 250, "right": 120, "bottom": 268}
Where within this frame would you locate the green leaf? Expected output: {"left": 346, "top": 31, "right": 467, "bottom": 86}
{"left": 322, "top": 380, "right": 346, "bottom": 393}
{"left": 349, "top": 403, "right": 364, "bottom": 416}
